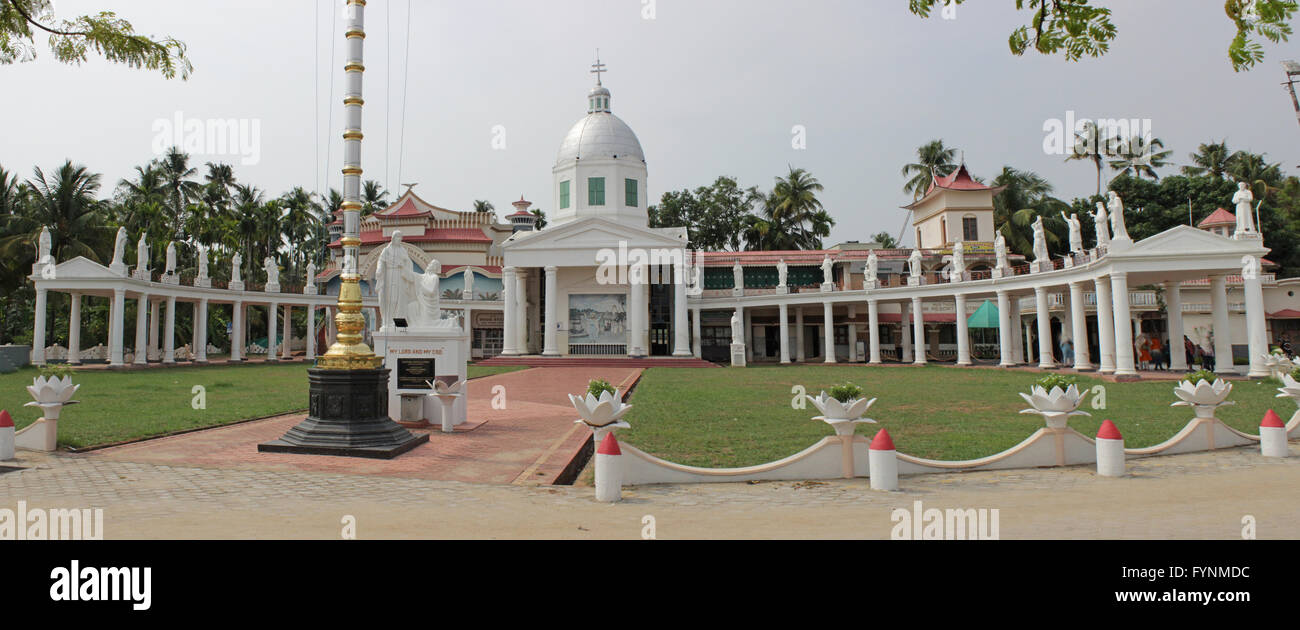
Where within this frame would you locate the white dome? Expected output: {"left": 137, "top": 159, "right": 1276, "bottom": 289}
{"left": 556, "top": 112, "right": 645, "bottom": 164}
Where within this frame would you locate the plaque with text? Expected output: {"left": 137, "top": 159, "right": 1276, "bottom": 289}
{"left": 396, "top": 358, "right": 436, "bottom": 390}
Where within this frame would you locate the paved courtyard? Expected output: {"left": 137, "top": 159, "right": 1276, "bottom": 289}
{"left": 83, "top": 366, "right": 641, "bottom": 485}
{"left": 2, "top": 442, "right": 1296, "bottom": 539}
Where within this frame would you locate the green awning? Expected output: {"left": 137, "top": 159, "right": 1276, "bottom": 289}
{"left": 967, "top": 299, "right": 1000, "bottom": 329}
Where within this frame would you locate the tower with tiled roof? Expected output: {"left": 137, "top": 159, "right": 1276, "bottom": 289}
{"left": 902, "top": 162, "right": 1004, "bottom": 249}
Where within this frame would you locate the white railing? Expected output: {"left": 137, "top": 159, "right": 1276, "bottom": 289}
{"left": 569, "top": 343, "right": 627, "bottom": 356}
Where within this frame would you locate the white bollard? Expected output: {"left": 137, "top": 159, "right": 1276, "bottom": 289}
{"left": 0, "top": 410, "right": 13, "bottom": 461}
{"left": 1261, "top": 410, "right": 1289, "bottom": 458}
{"left": 594, "top": 432, "right": 623, "bottom": 503}
{"left": 868, "top": 429, "right": 898, "bottom": 491}
{"left": 1096, "top": 420, "right": 1126, "bottom": 477}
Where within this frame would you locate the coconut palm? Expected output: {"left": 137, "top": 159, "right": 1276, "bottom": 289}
{"left": 1226, "top": 151, "right": 1285, "bottom": 199}
{"left": 901, "top": 140, "right": 958, "bottom": 200}
{"left": 0, "top": 161, "right": 109, "bottom": 264}
{"left": 472, "top": 200, "right": 495, "bottom": 214}
{"left": 361, "top": 180, "right": 388, "bottom": 216}
{"left": 1181, "top": 141, "right": 1233, "bottom": 178}
{"left": 530, "top": 208, "right": 548, "bottom": 229}
{"left": 1066, "top": 121, "right": 1121, "bottom": 195}
{"left": 992, "top": 166, "right": 1069, "bottom": 256}
{"left": 1108, "top": 136, "right": 1173, "bottom": 179}
{"left": 157, "top": 147, "right": 202, "bottom": 239}
{"left": 768, "top": 167, "right": 831, "bottom": 248}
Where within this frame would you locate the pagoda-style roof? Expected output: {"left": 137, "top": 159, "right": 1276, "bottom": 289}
{"left": 903, "top": 163, "right": 1005, "bottom": 210}
{"left": 1198, "top": 207, "right": 1236, "bottom": 228}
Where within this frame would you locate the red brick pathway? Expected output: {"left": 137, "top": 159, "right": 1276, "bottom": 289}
{"left": 85, "top": 367, "right": 642, "bottom": 485}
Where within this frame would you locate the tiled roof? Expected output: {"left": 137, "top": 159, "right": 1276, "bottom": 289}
{"left": 1198, "top": 207, "right": 1236, "bottom": 227}
{"left": 328, "top": 228, "right": 493, "bottom": 248}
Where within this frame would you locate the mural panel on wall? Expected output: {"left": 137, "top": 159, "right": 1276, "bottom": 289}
{"left": 569, "top": 294, "right": 628, "bottom": 345}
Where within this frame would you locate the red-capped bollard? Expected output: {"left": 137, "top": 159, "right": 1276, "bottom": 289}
{"left": 595, "top": 432, "right": 624, "bottom": 503}
{"left": 1261, "top": 410, "right": 1289, "bottom": 458}
{"left": 869, "top": 429, "right": 898, "bottom": 491}
{"left": 1096, "top": 420, "right": 1125, "bottom": 477}
{"left": 0, "top": 410, "right": 13, "bottom": 461}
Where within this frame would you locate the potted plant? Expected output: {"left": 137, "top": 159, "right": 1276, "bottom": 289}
{"left": 806, "top": 383, "right": 877, "bottom": 436}
{"left": 570, "top": 378, "right": 633, "bottom": 442}
{"left": 1173, "top": 369, "right": 1234, "bottom": 419}
{"left": 1019, "top": 374, "right": 1090, "bottom": 429}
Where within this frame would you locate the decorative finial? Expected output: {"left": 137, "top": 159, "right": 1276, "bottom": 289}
{"left": 591, "top": 50, "right": 607, "bottom": 86}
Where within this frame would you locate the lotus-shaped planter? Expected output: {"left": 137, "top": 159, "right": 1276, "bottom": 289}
{"left": 25, "top": 375, "right": 80, "bottom": 420}
{"left": 1262, "top": 354, "right": 1295, "bottom": 382}
{"left": 570, "top": 390, "right": 632, "bottom": 431}
{"left": 806, "top": 392, "right": 877, "bottom": 436}
{"left": 1173, "top": 379, "right": 1234, "bottom": 419}
{"left": 1277, "top": 374, "right": 1300, "bottom": 406}
{"left": 1019, "top": 385, "right": 1090, "bottom": 429}
{"left": 425, "top": 379, "right": 463, "bottom": 397}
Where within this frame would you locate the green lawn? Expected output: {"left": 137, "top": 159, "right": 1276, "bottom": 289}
{"left": 1, "top": 363, "right": 525, "bottom": 449}
{"left": 619, "top": 365, "right": 1294, "bottom": 467}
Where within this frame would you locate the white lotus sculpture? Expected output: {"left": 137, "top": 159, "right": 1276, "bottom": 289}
{"left": 1173, "top": 378, "right": 1234, "bottom": 419}
{"left": 25, "top": 374, "right": 80, "bottom": 420}
{"left": 806, "top": 392, "right": 878, "bottom": 436}
{"left": 1262, "top": 354, "right": 1295, "bottom": 382}
{"left": 426, "top": 379, "right": 465, "bottom": 434}
{"left": 570, "top": 389, "right": 632, "bottom": 430}
{"left": 426, "top": 379, "right": 463, "bottom": 397}
{"left": 1277, "top": 374, "right": 1300, "bottom": 405}
{"left": 1019, "top": 384, "right": 1090, "bottom": 429}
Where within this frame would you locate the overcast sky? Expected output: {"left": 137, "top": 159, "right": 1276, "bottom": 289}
{"left": 4, "top": 0, "right": 1299, "bottom": 247}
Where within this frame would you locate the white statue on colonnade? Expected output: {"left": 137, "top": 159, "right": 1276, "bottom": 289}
{"left": 994, "top": 232, "right": 1009, "bottom": 271}
{"left": 1062, "top": 211, "right": 1084, "bottom": 254}
{"left": 165, "top": 242, "right": 177, "bottom": 275}
{"left": 462, "top": 264, "right": 474, "bottom": 300}
{"left": 135, "top": 235, "right": 149, "bottom": 275}
{"left": 231, "top": 253, "right": 242, "bottom": 284}
{"left": 866, "top": 252, "right": 878, "bottom": 282}
{"left": 197, "top": 245, "right": 209, "bottom": 280}
{"left": 1233, "top": 182, "right": 1258, "bottom": 237}
{"left": 1032, "top": 216, "right": 1049, "bottom": 265}
{"left": 1092, "top": 201, "right": 1111, "bottom": 249}
{"left": 777, "top": 259, "right": 788, "bottom": 288}
{"left": 732, "top": 260, "right": 744, "bottom": 292}
{"left": 908, "top": 249, "right": 922, "bottom": 279}
{"left": 110, "top": 228, "right": 127, "bottom": 270}
{"left": 263, "top": 256, "right": 280, "bottom": 288}
{"left": 1107, "top": 191, "right": 1131, "bottom": 242}
{"left": 730, "top": 311, "right": 744, "bottom": 345}
{"left": 37, "top": 227, "right": 51, "bottom": 264}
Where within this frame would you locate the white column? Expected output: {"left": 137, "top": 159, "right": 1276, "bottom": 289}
{"left": 1024, "top": 322, "right": 1034, "bottom": 364}
{"left": 744, "top": 308, "right": 754, "bottom": 361}
{"left": 149, "top": 299, "right": 160, "bottom": 359}
{"left": 1111, "top": 273, "right": 1137, "bottom": 377}
{"left": 164, "top": 296, "right": 176, "bottom": 364}
{"left": 1009, "top": 297, "right": 1024, "bottom": 364}
{"left": 281, "top": 305, "right": 293, "bottom": 359}
{"left": 196, "top": 299, "right": 209, "bottom": 363}
{"left": 231, "top": 300, "right": 244, "bottom": 362}
{"left": 627, "top": 264, "right": 645, "bottom": 357}
{"left": 109, "top": 289, "right": 126, "bottom": 366}
{"left": 868, "top": 299, "right": 882, "bottom": 364}
{"left": 691, "top": 306, "right": 702, "bottom": 358}
{"left": 779, "top": 303, "right": 791, "bottom": 364}
{"left": 501, "top": 266, "right": 519, "bottom": 356}
{"left": 1035, "top": 287, "right": 1055, "bottom": 369}
{"left": 1094, "top": 278, "right": 1116, "bottom": 373}
{"left": 823, "top": 301, "right": 836, "bottom": 364}
{"left": 516, "top": 269, "right": 530, "bottom": 354}
{"left": 900, "top": 301, "right": 913, "bottom": 363}
{"left": 1070, "top": 282, "right": 1091, "bottom": 370}
{"left": 543, "top": 266, "right": 560, "bottom": 356}
{"left": 1244, "top": 271, "right": 1270, "bottom": 378}
{"left": 191, "top": 302, "right": 201, "bottom": 362}
{"left": 267, "top": 302, "right": 279, "bottom": 361}
{"left": 795, "top": 307, "right": 806, "bottom": 362}
{"left": 912, "top": 297, "right": 926, "bottom": 365}
{"left": 326, "top": 306, "right": 337, "bottom": 340}
{"left": 955, "top": 294, "right": 971, "bottom": 366}
{"left": 32, "top": 287, "right": 47, "bottom": 365}
{"left": 1165, "top": 281, "right": 1187, "bottom": 372}
{"left": 464, "top": 307, "right": 474, "bottom": 359}
{"left": 848, "top": 319, "right": 859, "bottom": 363}
{"left": 672, "top": 263, "right": 691, "bottom": 357}
{"left": 997, "top": 290, "right": 1013, "bottom": 367}
{"left": 134, "top": 293, "right": 149, "bottom": 365}
{"left": 1210, "top": 274, "right": 1234, "bottom": 375}
{"left": 67, "top": 293, "right": 82, "bottom": 365}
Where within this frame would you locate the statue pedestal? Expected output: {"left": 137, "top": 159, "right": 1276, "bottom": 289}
{"left": 908, "top": 277, "right": 924, "bottom": 287}
{"left": 197, "top": 277, "right": 212, "bottom": 288}
{"left": 1063, "top": 257, "right": 1076, "bottom": 269}
{"left": 305, "top": 285, "right": 317, "bottom": 295}
{"left": 133, "top": 269, "right": 151, "bottom": 281}
{"left": 229, "top": 281, "right": 245, "bottom": 292}
{"left": 371, "top": 322, "right": 470, "bottom": 429}
{"left": 730, "top": 343, "right": 747, "bottom": 368}
{"left": 1031, "top": 261, "right": 1052, "bottom": 274}
{"left": 161, "top": 274, "right": 180, "bottom": 286}
{"left": 732, "top": 288, "right": 744, "bottom": 298}
{"left": 820, "top": 283, "right": 835, "bottom": 293}
{"left": 1108, "top": 238, "right": 1133, "bottom": 253}
{"left": 258, "top": 368, "right": 428, "bottom": 459}
{"left": 109, "top": 263, "right": 127, "bottom": 277}
{"left": 265, "top": 283, "right": 281, "bottom": 294}
{"left": 862, "top": 279, "right": 878, "bottom": 291}
{"left": 992, "top": 268, "right": 1005, "bottom": 279}
{"left": 776, "top": 286, "right": 788, "bottom": 295}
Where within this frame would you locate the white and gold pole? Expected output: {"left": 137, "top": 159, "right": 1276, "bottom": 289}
{"left": 319, "top": 0, "right": 381, "bottom": 370}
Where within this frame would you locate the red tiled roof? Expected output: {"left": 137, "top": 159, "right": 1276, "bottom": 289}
{"left": 929, "top": 163, "right": 990, "bottom": 193}
{"left": 1268, "top": 309, "right": 1300, "bottom": 319}
{"left": 509, "top": 210, "right": 535, "bottom": 217}
{"left": 376, "top": 199, "right": 432, "bottom": 218}
{"left": 443, "top": 265, "right": 503, "bottom": 275}
{"left": 1199, "top": 208, "right": 1236, "bottom": 227}
{"left": 328, "top": 228, "right": 493, "bottom": 248}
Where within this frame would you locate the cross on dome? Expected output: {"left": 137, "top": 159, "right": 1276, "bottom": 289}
{"left": 591, "top": 51, "right": 607, "bottom": 86}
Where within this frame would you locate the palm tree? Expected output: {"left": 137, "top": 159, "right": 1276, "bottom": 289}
{"left": 233, "top": 184, "right": 266, "bottom": 279}
{"left": 1066, "top": 121, "right": 1120, "bottom": 195}
{"left": 901, "top": 140, "right": 958, "bottom": 200}
{"left": 157, "top": 147, "right": 202, "bottom": 239}
{"left": 870, "top": 232, "right": 900, "bottom": 248}
{"left": 472, "top": 200, "right": 495, "bottom": 214}
{"left": 992, "top": 166, "right": 1068, "bottom": 256}
{"left": 0, "top": 161, "right": 109, "bottom": 264}
{"left": 742, "top": 187, "right": 835, "bottom": 251}
{"left": 1226, "top": 151, "right": 1284, "bottom": 199}
{"left": 530, "top": 208, "right": 548, "bottom": 229}
{"left": 0, "top": 166, "right": 26, "bottom": 216}
{"left": 1181, "top": 141, "right": 1233, "bottom": 178}
{"left": 279, "top": 187, "right": 323, "bottom": 278}
{"left": 361, "top": 180, "right": 388, "bottom": 216}
{"left": 768, "top": 167, "right": 830, "bottom": 248}
{"left": 1108, "top": 136, "right": 1172, "bottom": 179}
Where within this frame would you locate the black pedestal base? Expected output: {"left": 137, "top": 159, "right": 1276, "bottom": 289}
{"left": 258, "top": 367, "right": 428, "bottom": 460}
